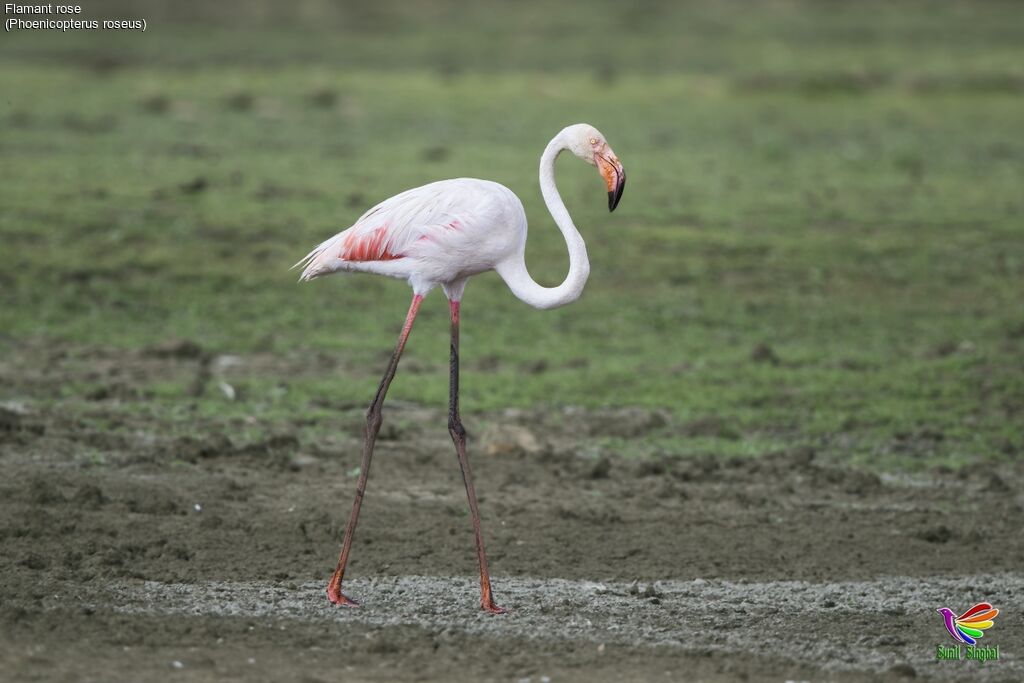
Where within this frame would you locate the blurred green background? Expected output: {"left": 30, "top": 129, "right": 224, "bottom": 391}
{"left": 1, "top": 0, "right": 1022, "bottom": 468}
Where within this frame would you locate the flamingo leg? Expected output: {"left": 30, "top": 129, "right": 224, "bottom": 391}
{"left": 327, "top": 294, "right": 423, "bottom": 606}
{"left": 447, "top": 300, "right": 506, "bottom": 614}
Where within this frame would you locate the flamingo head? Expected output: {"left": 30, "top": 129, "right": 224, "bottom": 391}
{"left": 562, "top": 123, "right": 626, "bottom": 212}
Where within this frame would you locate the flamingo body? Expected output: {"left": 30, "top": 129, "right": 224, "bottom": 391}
{"left": 297, "top": 178, "right": 526, "bottom": 297}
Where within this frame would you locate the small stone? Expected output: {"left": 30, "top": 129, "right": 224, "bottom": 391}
{"left": 889, "top": 663, "right": 916, "bottom": 678}
{"left": 588, "top": 457, "right": 611, "bottom": 479}
{"left": 480, "top": 424, "right": 542, "bottom": 456}
{"left": 916, "top": 525, "right": 953, "bottom": 544}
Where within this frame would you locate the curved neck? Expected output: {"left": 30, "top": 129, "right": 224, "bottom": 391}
{"left": 497, "top": 134, "right": 590, "bottom": 310}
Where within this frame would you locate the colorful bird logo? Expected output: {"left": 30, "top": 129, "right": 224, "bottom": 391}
{"left": 936, "top": 603, "right": 999, "bottom": 645}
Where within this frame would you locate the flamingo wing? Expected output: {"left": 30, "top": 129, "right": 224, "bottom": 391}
{"left": 295, "top": 180, "right": 475, "bottom": 281}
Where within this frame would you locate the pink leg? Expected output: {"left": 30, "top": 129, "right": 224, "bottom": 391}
{"left": 327, "top": 294, "right": 423, "bottom": 606}
{"left": 447, "top": 300, "right": 506, "bottom": 614}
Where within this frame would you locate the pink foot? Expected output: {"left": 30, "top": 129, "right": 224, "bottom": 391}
{"left": 327, "top": 583, "right": 360, "bottom": 607}
{"left": 481, "top": 598, "right": 507, "bottom": 615}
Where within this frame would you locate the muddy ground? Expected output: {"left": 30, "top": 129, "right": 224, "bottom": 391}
{"left": 1, "top": 348, "right": 1023, "bottom": 683}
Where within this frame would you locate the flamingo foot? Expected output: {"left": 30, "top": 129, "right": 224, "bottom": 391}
{"left": 327, "top": 584, "right": 360, "bottom": 607}
{"left": 481, "top": 597, "right": 507, "bottom": 614}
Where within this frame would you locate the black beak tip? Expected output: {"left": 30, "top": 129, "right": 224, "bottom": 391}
{"left": 608, "top": 175, "right": 625, "bottom": 212}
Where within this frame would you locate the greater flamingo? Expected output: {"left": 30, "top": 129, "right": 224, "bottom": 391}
{"left": 295, "top": 123, "right": 626, "bottom": 613}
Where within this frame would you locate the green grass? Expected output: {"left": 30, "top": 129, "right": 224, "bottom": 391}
{"left": 1, "top": 0, "right": 1022, "bottom": 469}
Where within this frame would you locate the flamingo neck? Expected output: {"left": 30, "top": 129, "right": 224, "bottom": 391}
{"left": 497, "top": 132, "right": 590, "bottom": 310}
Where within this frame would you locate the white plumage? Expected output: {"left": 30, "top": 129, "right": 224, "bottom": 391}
{"left": 296, "top": 178, "right": 525, "bottom": 296}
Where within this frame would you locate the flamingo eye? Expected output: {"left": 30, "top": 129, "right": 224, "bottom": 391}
{"left": 589, "top": 138, "right": 598, "bottom": 144}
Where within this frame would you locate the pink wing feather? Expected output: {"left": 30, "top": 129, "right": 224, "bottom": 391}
{"left": 294, "top": 181, "right": 470, "bottom": 281}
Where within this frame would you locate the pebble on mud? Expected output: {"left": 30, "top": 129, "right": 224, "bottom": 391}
{"left": 915, "top": 525, "right": 954, "bottom": 544}
{"left": 888, "top": 663, "right": 917, "bottom": 678}
{"left": 588, "top": 456, "right": 611, "bottom": 479}
{"left": 480, "top": 424, "right": 542, "bottom": 456}
{"left": 0, "top": 407, "right": 25, "bottom": 432}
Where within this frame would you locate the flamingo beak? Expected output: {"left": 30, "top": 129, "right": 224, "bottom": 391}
{"left": 598, "top": 152, "right": 626, "bottom": 212}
